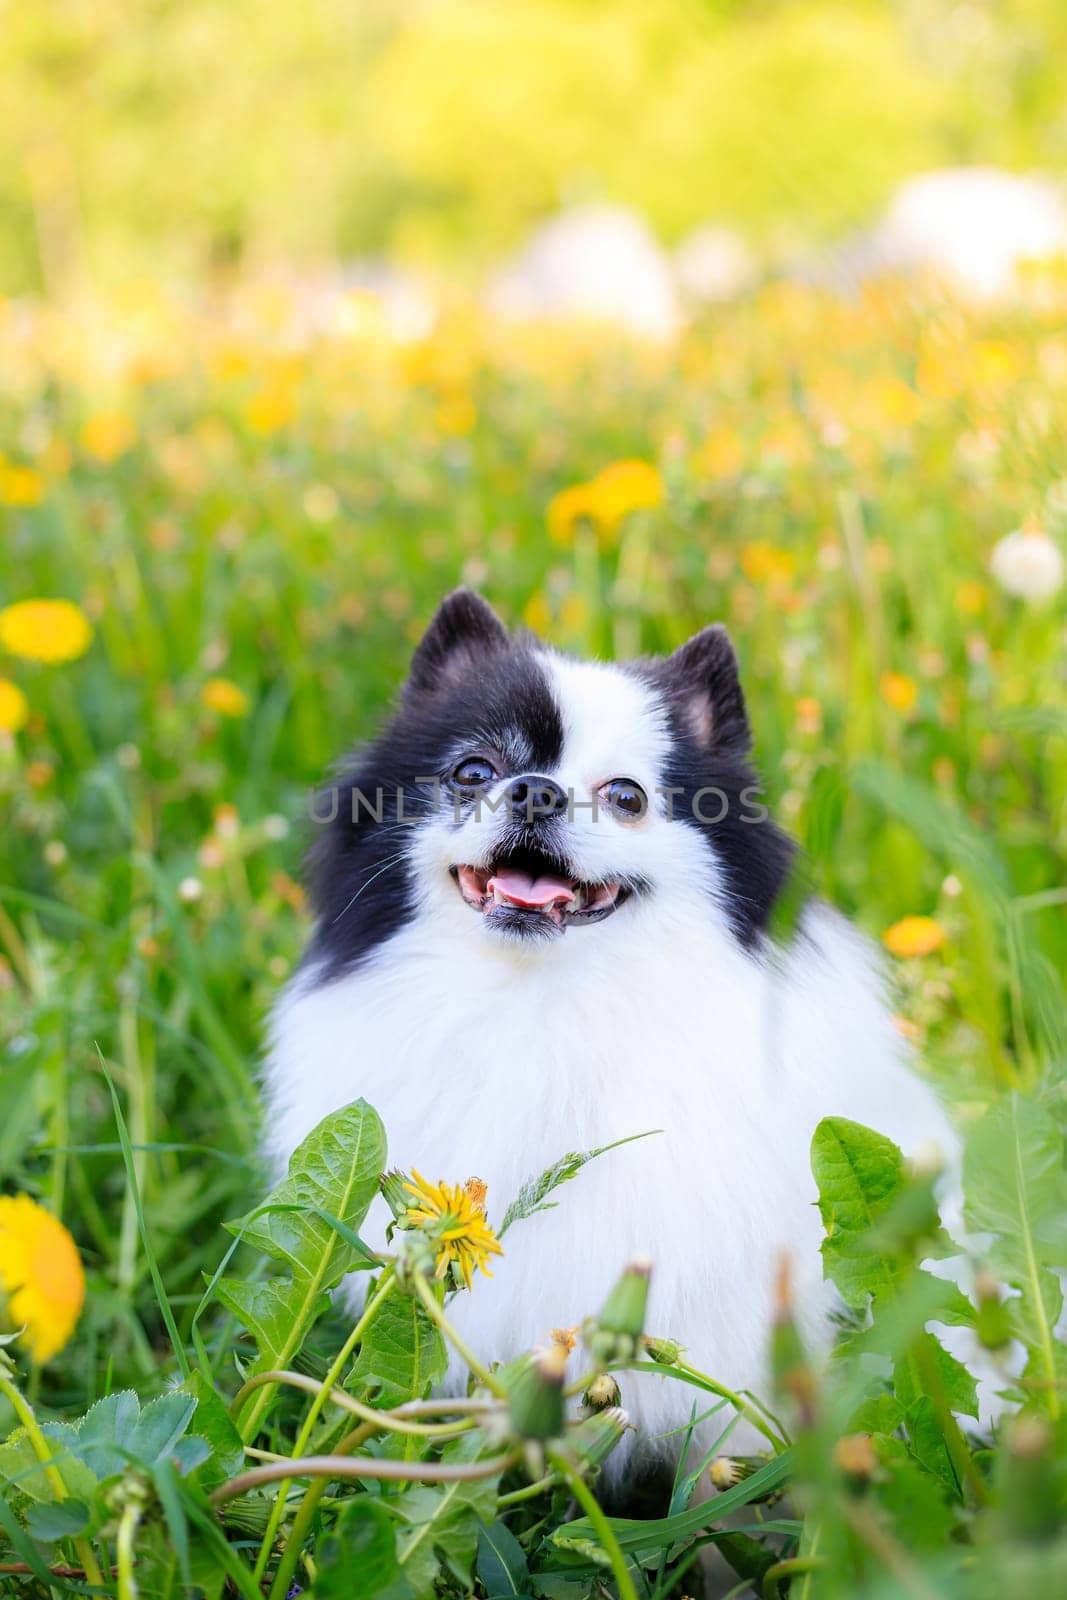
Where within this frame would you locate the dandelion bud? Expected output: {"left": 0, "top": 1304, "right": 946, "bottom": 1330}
{"left": 578, "top": 1404, "right": 631, "bottom": 1470}
{"left": 709, "top": 1455, "right": 753, "bottom": 1491}
{"left": 583, "top": 1373, "right": 621, "bottom": 1411}
{"left": 507, "top": 1346, "right": 567, "bottom": 1443}
{"left": 642, "top": 1334, "right": 683, "bottom": 1366}
{"left": 379, "top": 1169, "right": 413, "bottom": 1222}
{"left": 584, "top": 1260, "right": 651, "bottom": 1363}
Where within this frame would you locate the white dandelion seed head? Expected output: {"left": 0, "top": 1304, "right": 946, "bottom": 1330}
{"left": 990, "top": 527, "right": 1065, "bottom": 602}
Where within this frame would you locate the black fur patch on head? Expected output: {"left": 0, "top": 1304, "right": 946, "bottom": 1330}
{"left": 307, "top": 596, "right": 563, "bottom": 977}
{"left": 640, "top": 626, "right": 795, "bottom": 947}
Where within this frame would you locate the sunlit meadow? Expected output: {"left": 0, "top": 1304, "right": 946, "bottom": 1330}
{"left": 1, "top": 268, "right": 1066, "bottom": 1594}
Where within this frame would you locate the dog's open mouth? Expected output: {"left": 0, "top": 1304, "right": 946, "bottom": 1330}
{"left": 451, "top": 848, "right": 630, "bottom": 931}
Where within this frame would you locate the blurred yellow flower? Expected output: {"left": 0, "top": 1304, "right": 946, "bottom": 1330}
{"left": 201, "top": 677, "right": 250, "bottom": 717}
{"left": 547, "top": 459, "right": 664, "bottom": 545}
{"left": 0, "top": 599, "right": 93, "bottom": 664}
{"left": 589, "top": 458, "right": 665, "bottom": 524}
{"left": 883, "top": 916, "right": 946, "bottom": 959}
{"left": 81, "top": 411, "right": 136, "bottom": 463}
{"left": 955, "top": 580, "right": 987, "bottom": 616}
{"left": 435, "top": 393, "right": 478, "bottom": 435}
{"left": 867, "top": 376, "right": 921, "bottom": 429}
{"left": 0, "top": 678, "right": 29, "bottom": 733}
{"left": 0, "top": 464, "right": 45, "bottom": 506}
{"left": 559, "top": 593, "right": 589, "bottom": 633}
{"left": 403, "top": 1169, "right": 503, "bottom": 1289}
{"left": 741, "top": 541, "right": 795, "bottom": 584}
{"left": 697, "top": 426, "right": 745, "bottom": 479}
{"left": 523, "top": 592, "right": 553, "bottom": 633}
{"left": 0, "top": 1195, "right": 85, "bottom": 1364}
{"left": 879, "top": 671, "right": 919, "bottom": 712}
{"left": 547, "top": 483, "right": 597, "bottom": 544}
{"left": 244, "top": 386, "right": 297, "bottom": 435}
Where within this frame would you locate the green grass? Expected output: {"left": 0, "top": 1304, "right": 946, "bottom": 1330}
{"left": 0, "top": 274, "right": 1065, "bottom": 1593}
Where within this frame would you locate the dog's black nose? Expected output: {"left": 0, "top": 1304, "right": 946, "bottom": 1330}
{"left": 508, "top": 775, "right": 568, "bottom": 822}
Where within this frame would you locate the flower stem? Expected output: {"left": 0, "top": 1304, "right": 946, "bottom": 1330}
{"left": 412, "top": 1272, "right": 506, "bottom": 1397}
{"left": 233, "top": 1367, "right": 475, "bottom": 1438}
{"left": 213, "top": 1448, "right": 520, "bottom": 1506}
{"left": 547, "top": 1447, "right": 638, "bottom": 1600}
{"left": 0, "top": 1372, "right": 106, "bottom": 1586}
{"left": 116, "top": 1499, "right": 143, "bottom": 1600}
{"left": 252, "top": 1268, "right": 397, "bottom": 1584}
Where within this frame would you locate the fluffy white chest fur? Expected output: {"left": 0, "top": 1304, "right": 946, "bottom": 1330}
{"left": 265, "top": 898, "right": 952, "bottom": 1446}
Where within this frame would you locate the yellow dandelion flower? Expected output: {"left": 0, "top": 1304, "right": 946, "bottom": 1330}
{"left": 550, "top": 1325, "right": 579, "bottom": 1355}
{"left": 880, "top": 671, "right": 919, "bottom": 713}
{"left": 244, "top": 386, "right": 296, "bottom": 435}
{"left": 0, "top": 1195, "right": 85, "bottom": 1364}
{"left": 81, "top": 411, "right": 136, "bottom": 463}
{"left": 0, "top": 599, "right": 93, "bottom": 664}
{"left": 955, "top": 580, "right": 987, "bottom": 616}
{"left": 547, "top": 482, "right": 597, "bottom": 545}
{"left": 0, "top": 464, "right": 46, "bottom": 506}
{"left": 0, "top": 678, "right": 29, "bottom": 734}
{"left": 866, "top": 376, "right": 922, "bottom": 429}
{"left": 741, "top": 541, "right": 795, "bottom": 585}
{"left": 201, "top": 677, "right": 250, "bottom": 718}
{"left": 697, "top": 426, "right": 745, "bottom": 479}
{"left": 883, "top": 916, "right": 946, "bottom": 960}
{"left": 523, "top": 592, "right": 553, "bottom": 634}
{"left": 588, "top": 459, "right": 665, "bottom": 528}
{"left": 548, "top": 460, "right": 664, "bottom": 546}
{"left": 403, "top": 1169, "right": 503, "bottom": 1290}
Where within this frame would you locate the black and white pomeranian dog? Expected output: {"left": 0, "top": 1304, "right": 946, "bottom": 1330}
{"left": 264, "top": 589, "right": 953, "bottom": 1460}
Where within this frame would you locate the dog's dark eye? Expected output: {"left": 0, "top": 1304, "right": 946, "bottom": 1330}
{"left": 451, "top": 756, "right": 497, "bottom": 790}
{"left": 601, "top": 778, "right": 648, "bottom": 820}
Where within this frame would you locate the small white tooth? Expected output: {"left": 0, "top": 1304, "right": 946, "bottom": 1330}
{"left": 493, "top": 887, "right": 507, "bottom": 907}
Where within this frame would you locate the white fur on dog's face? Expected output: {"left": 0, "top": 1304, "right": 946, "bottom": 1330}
{"left": 410, "top": 655, "right": 727, "bottom": 939}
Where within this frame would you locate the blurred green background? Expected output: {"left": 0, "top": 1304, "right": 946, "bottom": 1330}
{"left": 3, "top": 0, "right": 1067, "bottom": 295}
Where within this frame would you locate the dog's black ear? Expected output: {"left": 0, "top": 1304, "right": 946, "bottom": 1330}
{"left": 407, "top": 589, "right": 510, "bottom": 693}
{"left": 662, "top": 624, "right": 750, "bottom": 750}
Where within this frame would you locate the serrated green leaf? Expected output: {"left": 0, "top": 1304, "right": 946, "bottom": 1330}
{"left": 348, "top": 1289, "right": 448, "bottom": 1412}
{"left": 230, "top": 1097, "right": 386, "bottom": 1289}
{"left": 222, "top": 1102, "right": 386, "bottom": 1417}
{"left": 811, "top": 1117, "right": 906, "bottom": 1310}
{"left": 313, "top": 1498, "right": 411, "bottom": 1599}
{"left": 904, "top": 1397, "right": 962, "bottom": 1498}
{"left": 873, "top": 1435, "right": 956, "bottom": 1552}
{"left": 395, "top": 1433, "right": 500, "bottom": 1593}
{"left": 963, "top": 1093, "right": 1067, "bottom": 1413}
{"left": 180, "top": 1371, "right": 244, "bottom": 1486}
{"left": 216, "top": 1274, "right": 328, "bottom": 1374}
{"left": 498, "top": 1130, "right": 659, "bottom": 1237}
{"left": 71, "top": 1389, "right": 198, "bottom": 1479}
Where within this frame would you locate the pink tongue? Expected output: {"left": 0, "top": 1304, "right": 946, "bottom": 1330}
{"left": 487, "top": 868, "right": 577, "bottom": 909}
